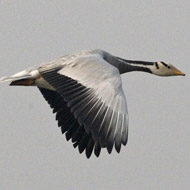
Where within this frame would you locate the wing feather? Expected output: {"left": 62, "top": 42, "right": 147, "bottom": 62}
{"left": 85, "top": 138, "right": 95, "bottom": 158}
{"left": 39, "top": 53, "right": 129, "bottom": 156}
{"left": 38, "top": 88, "right": 99, "bottom": 158}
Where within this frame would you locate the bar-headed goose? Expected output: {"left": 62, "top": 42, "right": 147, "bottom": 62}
{"left": 0, "top": 49, "right": 185, "bottom": 158}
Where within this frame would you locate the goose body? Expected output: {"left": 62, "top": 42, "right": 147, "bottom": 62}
{"left": 0, "top": 49, "right": 185, "bottom": 158}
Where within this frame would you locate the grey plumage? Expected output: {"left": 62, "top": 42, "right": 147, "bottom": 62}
{"left": 0, "top": 49, "right": 185, "bottom": 158}
{"left": 39, "top": 58, "right": 128, "bottom": 156}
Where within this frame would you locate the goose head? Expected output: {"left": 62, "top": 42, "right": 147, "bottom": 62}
{"left": 152, "top": 62, "right": 185, "bottom": 76}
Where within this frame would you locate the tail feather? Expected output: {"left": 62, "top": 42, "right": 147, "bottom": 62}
{"left": 0, "top": 69, "right": 39, "bottom": 84}
{"left": 0, "top": 75, "right": 31, "bottom": 83}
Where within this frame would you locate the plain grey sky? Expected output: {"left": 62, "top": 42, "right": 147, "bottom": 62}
{"left": 0, "top": 1, "right": 189, "bottom": 190}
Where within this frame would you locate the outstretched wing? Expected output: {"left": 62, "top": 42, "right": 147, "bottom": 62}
{"left": 39, "top": 54, "right": 129, "bottom": 156}
{"left": 38, "top": 88, "right": 101, "bottom": 158}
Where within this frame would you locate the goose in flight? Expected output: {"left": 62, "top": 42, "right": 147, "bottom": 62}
{"left": 0, "top": 49, "right": 185, "bottom": 158}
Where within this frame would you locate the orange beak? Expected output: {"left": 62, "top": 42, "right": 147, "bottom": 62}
{"left": 174, "top": 68, "right": 185, "bottom": 76}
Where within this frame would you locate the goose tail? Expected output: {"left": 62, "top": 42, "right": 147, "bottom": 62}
{"left": 0, "top": 70, "right": 38, "bottom": 86}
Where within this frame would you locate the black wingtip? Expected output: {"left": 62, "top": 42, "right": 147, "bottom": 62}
{"left": 78, "top": 134, "right": 90, "bottom": 154}
{"left": 115, "top": 144, "right": 121, "bottom": 153}
{"left": 94, "top": 143, "right": 101, "bottom": 157}
{"left": 85, "top": 138, "right": 95, "bottom": 159}
{"left": 121, "top": 132, "right": 128, "bottom": 146}
{"left": 107, "top": 145, "right": 113, "bottom": 154}
{"left": 73, "top": 142, "right": 79, "bottom": 148}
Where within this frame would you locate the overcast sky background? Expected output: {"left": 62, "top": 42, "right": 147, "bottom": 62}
{"left": 0, "top": 1, "right": 189, "bottom": 190}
